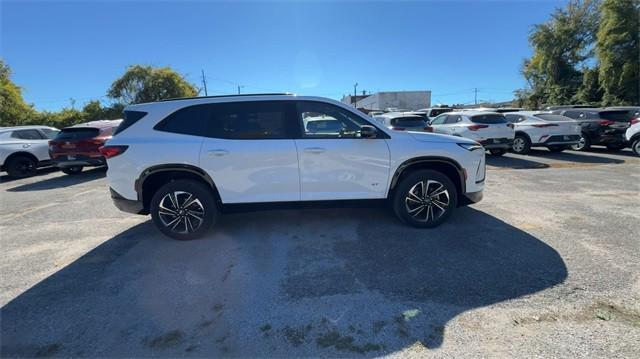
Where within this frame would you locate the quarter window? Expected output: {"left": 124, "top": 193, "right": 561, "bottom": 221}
{"left": 155, "top": 104, "right": 211, "bottom": 137}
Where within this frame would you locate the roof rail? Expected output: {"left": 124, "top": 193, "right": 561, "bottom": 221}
{"left": 159, "top": 93, "right": 295, "bottom": 102}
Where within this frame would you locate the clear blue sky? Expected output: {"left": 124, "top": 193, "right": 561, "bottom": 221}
{"left": 2, "top": 0, "right": 565, "bottom": 111}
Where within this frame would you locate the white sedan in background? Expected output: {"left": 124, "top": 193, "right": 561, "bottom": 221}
{"left": 429, "top": 111, "right": 515, "bottom": 156}
{"left": 625, "top": 119, "right": 640, "bottom": 156}
{"left": 504, "top": 112, "right": 582, "bottom": 154}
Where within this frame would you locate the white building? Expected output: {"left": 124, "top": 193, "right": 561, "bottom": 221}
{"left": 341, "top": 91, "right": 431, "bottom": 111}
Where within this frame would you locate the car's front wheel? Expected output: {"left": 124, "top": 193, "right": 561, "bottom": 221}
{"left": 511, "top": 134, "right": 531, "bottom": 155}
{"left": 150, "top": 179, "right": 218, "bottom": 240}
{"left": 571, "top": 133, "right": 590, "bottom": 151}
{"left": 393, "top": 170, "right": 458, "bottom": 228}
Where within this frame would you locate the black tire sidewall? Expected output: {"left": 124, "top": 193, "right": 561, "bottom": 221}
{"left": 7, "top": 155, "right": 37, "bottom": 178}
{"left": 150, "top": 179, "right": 217, "bottom": 240}
{"left": 393, "top": 170, "right": 458, "bottom": 228}
{"left": 632, "top": 139, "right": 640, "bottom": 156}
{"left": 512, "top": 134, "right": 531, "bottom": 154}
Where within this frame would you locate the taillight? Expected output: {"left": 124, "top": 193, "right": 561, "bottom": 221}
{"left": 99, "top": 145, "right": 128, "bottom": 159}
{"left": 424, "top": 126, "right": 433, "bottom": 132}
{"left": 531, "top": 123, "right": 559, "bottom": 128}
{"left": 468, "top": 124, "right": 489, "bottom": 131}
{"left": 599, "top": 120, "right": 615, "bottom": 126}
{"left": 631, "top": 118, "right": 639, "bottom": 125}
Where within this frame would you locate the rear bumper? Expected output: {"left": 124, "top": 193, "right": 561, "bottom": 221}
{"left": 110, "top": 188, "right": 145, "bottom": 215}
{"left": 52, "top": 155, "right": 106, "bottom": 168}
{"left": 479, "top": 138, "right": 512, "bottom": 149}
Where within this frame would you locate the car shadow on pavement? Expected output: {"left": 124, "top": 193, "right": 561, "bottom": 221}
{"left": 5, "top": 167, "right": 106, "bottom": 192}
{"left": 526, "top": 149, "right": 626, "bottom": 164}
{"left": 0, "top": 207, "right": 567, "bottom": 357}
{"left": 0, "top": 166, "right": 59, "bottom": 183}
{"left": 485, "top": 155, "right": 550, "bottom": 169}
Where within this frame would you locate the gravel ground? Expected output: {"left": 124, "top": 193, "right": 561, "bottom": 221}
{"left": 1, "top": 148, "right": 639, "bottom": 358}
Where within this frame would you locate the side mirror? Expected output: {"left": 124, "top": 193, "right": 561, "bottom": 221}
{"left": 360, "top": 125, "right": 377, "bottom": 138}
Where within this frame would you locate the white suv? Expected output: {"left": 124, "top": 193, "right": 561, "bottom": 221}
{"left": 103, "top": 94, "right": 485, "bottom": 240}
{"left": 429, "top": 111, "right": 515, "bottom": 156}
{"left": 0, "top": 125, "right": 60, "bottom": 178}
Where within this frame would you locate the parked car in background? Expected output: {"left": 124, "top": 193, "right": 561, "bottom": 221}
{"left": 0, "top": 125, "right": 60, "bottom": 178}
{"left": 605, "top": 106, "right": 640, "bottom": 121}
{"left": 625, "top": 120, "right": 640, "bottom": 156}
{"left": 416, "top": 107, "right": 453, "bottom": 120}
{"left": 373, "top": 113, "right": 431, "bottom": 132}
{"left": 545, "top": 105, "right": 595, "bottom": 111}
{"left": 104, "top": 94, "right": 485, "bottom": 240}
{"left": 463, "top": 107, "right": 523, "bottom": 114}
{"left": 551, "top": 108, "right": 631, "bottom": 151}
{"left": 504, "top": 112, "right": 581, "bottom": 154}
{"left": 49, "top": 120, "right": 122, "bottom": 174}
{"left": 429, "top": 111, "right": 515, "bottom": 156}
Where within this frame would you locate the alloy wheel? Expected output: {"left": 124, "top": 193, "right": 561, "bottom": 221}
{"left": 512, "top": 137, "right": 525, "bottom": 153}
{"left": 572, "top": 136, "right": 586, "bottom": 151}
{"left": 404, "top": 180, "right": 450, "bottom": 223}
{"left": 158, "top": 191, "right": 205, "bottom": 234}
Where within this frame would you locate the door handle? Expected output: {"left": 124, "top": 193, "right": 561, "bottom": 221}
{"left": 22, "top": 144, "right": 31, "bottom": 148}
{"left": 304, "top": 147, "right": 326, "bottom": 154}
{"left": 207, "top": 149, "right": 228, "bottom": 157}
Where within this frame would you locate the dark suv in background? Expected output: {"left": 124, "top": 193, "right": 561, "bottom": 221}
{"left": 552, "top": 108, "right": 632, "bottom": 151}
{"left": 49, "top": 120, "right": 122, "bottom": 174}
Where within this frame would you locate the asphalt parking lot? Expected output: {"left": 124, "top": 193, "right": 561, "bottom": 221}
{"left": 1, "top": 148, "right": 639, "bottom": 358}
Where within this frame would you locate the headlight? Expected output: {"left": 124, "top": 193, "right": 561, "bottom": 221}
{"left": 458, "top": 143, "right": 483, "bottom": 151}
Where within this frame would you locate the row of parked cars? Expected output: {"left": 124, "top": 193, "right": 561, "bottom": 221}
{"left": 372, "top": 105, "right": 640, "bottom": 156}
{"left": 0, "top": 120, "right": 122, "bottom": 178}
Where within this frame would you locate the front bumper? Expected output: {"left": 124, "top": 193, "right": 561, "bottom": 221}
{"left": 479, "top": 138, "right": 513, "bottom": 149}
{"left": 110, "top": 188, "right": 145, "bottom": 215}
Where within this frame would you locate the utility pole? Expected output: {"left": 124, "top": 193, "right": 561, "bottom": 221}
{"left": 474, "top": 88, "right": 478, "bottom": 105}
{"left": 353, "top": 82, "right": 358, "bottom": 107}
{"left": 201, "top": 70, "right": 208, "bottom": 96}
{"left": 237, "top": 85, "right": 244, "bottom": 94}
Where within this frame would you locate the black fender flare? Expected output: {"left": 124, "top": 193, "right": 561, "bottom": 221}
{"left": 389, "top": 156, "right": 466, "bottom": 195}
{"left": 135, "top": 164, "right": 219, "bottom": 202}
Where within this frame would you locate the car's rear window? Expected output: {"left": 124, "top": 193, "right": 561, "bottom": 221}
{"left": 114, "top": 111, "right": 147, "bottom": 135}
{"left": 599, "top": 110, "right": 633, "bottom": 122}
{"left": 391, "top": 117, "right": 426, "bottom": 127}
{"left": 470, "top": 114, "right": 507, "bottom": 124}
{"left": 534, "top": 114, "right": 573, "bottom": 122}
{"left": 55, "top": 128, "right": 100, "bottom": 140}
{"left": 430, "top": 108, "right": 452, "bottom": 117}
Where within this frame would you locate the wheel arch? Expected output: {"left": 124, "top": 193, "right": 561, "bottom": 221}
{"left": 4, "top": 151, "right": 39, "bottom": 167}
{"left": 514, "top": 131, "right": 531, "bottom": 142}
{"left": 388, "top": 157, "right": 465, "bottom": 199}
{"left": 136, "top": 164, "right": 221, "bottom": 213}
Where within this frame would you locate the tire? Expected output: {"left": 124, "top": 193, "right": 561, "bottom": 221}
{"left": 605, "top": 143, "right": 625, "bottom": 151}
{"left": 392, "top": 170, "right": 458, "bottom": 228}
{"left": 489, "top": 149, "right": 506, "bottom": 156}
{"left": 511, "top": 134, "right": 531, "bottom": 155}
{"left": 632, "top": 138, "right": 640, "bottom": 157}
{"left": 150, "top": 179, "right": 218, "bottom": 240}
{"left": 6, "top": 155, "right": 38, "bottom": 178}
{"left": 547, "top": 145, "right": 566, "bottom": 153}
{"left": 61, "top": 166, "right": 83, "bottom": 175}
{"left": 571, "top": 133, "right": 591, "bottom": 151}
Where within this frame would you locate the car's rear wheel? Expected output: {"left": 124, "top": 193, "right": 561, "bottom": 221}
{"left": 547, "top": 145, "right": 566, "bottom": 153}
{"left": 489, "top": 149, "right": 506, "bottom": 156}
{"left": 571, "top": 133, "right": 590, "bottom": 151}
{"left": 511, "top": 134, "right": 531, "bottom": 155}
{"left": 61, "top": 166, "right": 83, "bottom": 175}
{"left": 150, "top": 179, "right": 217, "bottom": 240}
{"left": 393, "top": 170, "right": 457, "bottom": 228}
{"left": 6, "top": 155, "right": 37, "bottom": 178}
{"left": 632, "top": 138, "right": 640, "bottom": 157}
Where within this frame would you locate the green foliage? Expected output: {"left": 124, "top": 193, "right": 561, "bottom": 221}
{"left": 0, "top": 60, "right": 37, "bottom": 126}
{"left": 522, "top": 0, "right": 600, "bottom": 106}
{"left": 107, "top": 65, "right": 198, "bottom": 105}
{"left": 596, "top": 0, "right": 640, "bottom": 105}
{"left": 573, "top": 67, "right": 603, "bottom": 104}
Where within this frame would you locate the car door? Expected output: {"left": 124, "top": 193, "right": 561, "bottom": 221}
{"left": 11, "top": 129, "right": 51, "bottom": 161}
{"left": 199, "top": 100, "right": 301, "bottom": 203}
{"left": 294, "top": 101, "right": 391, "bottom": 201}
{"left": 429, "top": 114, "right": 449, "bottom": 134}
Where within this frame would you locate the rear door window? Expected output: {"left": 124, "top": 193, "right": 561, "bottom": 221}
{"left": 444, "top": 115, "right": 461, "bottom": 124}
{"left": 430, "top": 114, "right": 448, "bottom": 125}
{"left": 212, "top": 101, "right": 295, "bottom": 139}
{"left": 11, "top": 129, "right": 46, "bottom": 140}
{"left": 470, "top": 114, "right": 507, "bottom": 124}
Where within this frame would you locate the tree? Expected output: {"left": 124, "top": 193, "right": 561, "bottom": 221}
{"left": 107, "top": 65, "right": 198, "bottom": 105}
{"left": 573, "top": 67, "right": 603, "bottom": 104}
{"left": 521, "top": 0, "right": 600, "bottom": 106}
{"left": 596, "top": 0, "right": 640, "bottom": 105}
{"left": 0, "top": 60, "right": 36, "bottom": 126}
